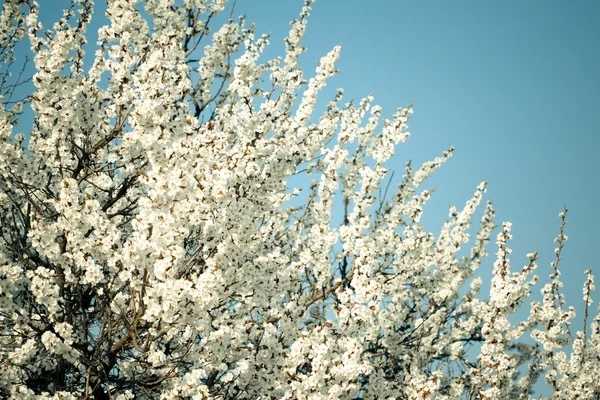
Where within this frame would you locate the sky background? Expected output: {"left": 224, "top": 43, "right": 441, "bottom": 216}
{"left": 5, "top": 0, "right": 600, "bottom": 363}
{"left": 230, "top": 0, "right": 600, "bottom": 323}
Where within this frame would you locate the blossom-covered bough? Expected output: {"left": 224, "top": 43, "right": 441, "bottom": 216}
{"left": 0, "top": 0, "right": 598, "bottom": 399}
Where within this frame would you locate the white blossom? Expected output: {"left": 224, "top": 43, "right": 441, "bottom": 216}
{"left": 0, "top": 1, "right": 596, "bottom": 399}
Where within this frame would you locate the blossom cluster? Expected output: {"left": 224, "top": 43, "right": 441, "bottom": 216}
{"left": 0, "top": 0, "right": 597, "bottom": 399}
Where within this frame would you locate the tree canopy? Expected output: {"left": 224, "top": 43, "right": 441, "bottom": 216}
{"left": 0, "top": 0, "right": 598, "bottom": 399}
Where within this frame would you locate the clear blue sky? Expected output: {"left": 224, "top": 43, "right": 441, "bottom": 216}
{"left": 232, "top": 0, "right": 600, "bottom": 316}
{"left": 8, "top": 0, "right": 600, "bottom": 329}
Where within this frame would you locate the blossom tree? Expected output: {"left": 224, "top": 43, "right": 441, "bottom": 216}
{"left": 0, "top": 0, "right": 598, "bottom": 399}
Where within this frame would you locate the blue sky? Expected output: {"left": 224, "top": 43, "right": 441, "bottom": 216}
{"left": 7, "top": 0, "right": 600, "bottom": 335}
{"left": 231, "top": 0, "right": 600, "bottom": 318}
